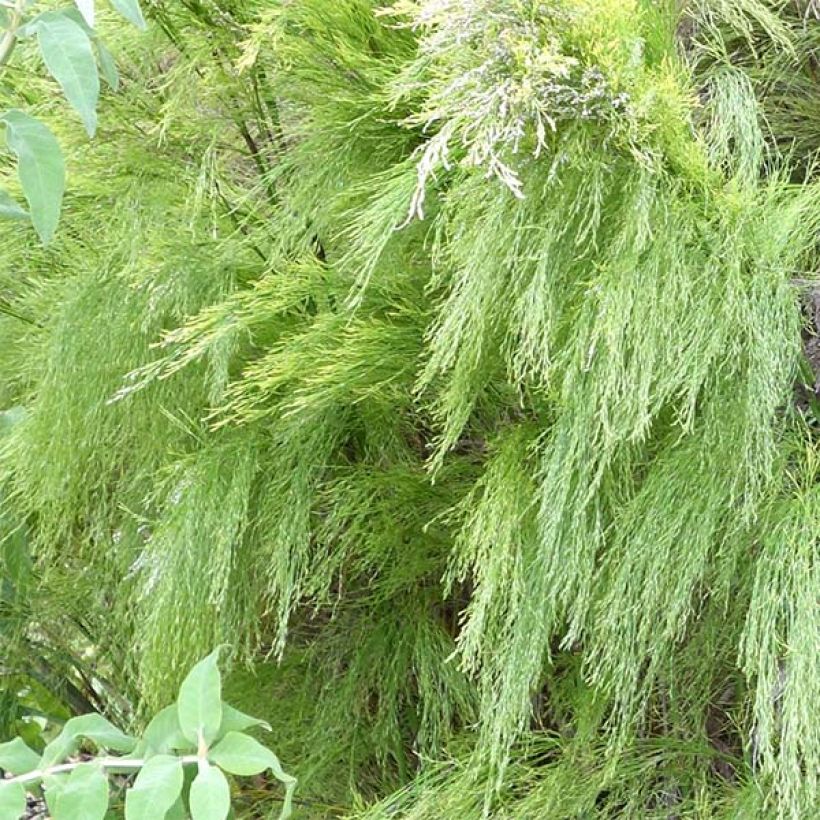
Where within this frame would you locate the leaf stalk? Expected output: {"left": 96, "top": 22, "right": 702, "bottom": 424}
{"left": 5, "top": 754, "right": 200, "bottom": 786}
{"left": 0, "top": 0, "right": 26, "bottom": 69}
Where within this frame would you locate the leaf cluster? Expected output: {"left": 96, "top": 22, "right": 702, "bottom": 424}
{"left": 0, "top": 652, "right": 295, "bottom": 820}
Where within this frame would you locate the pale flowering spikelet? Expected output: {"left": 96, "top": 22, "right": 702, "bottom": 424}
{"left": 386, "top": 0, "right": 631, "bottom": 219}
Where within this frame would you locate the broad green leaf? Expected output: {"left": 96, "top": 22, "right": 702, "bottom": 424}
{"left": 189, "top": 764, "right": 230, "bottom": 820}
{"left": 40, "top": 714, "right": 136, "bottom": 767}
{"left": 209, "top": 732, "right": 296, "bottom": 818}
{"left": 165, "top": 797, "right": 188, "bottom": 820}
{"left": 1, "top": 110, "right": 64, "bottom": 244}
{"left": 96, "top": 40, "right": 119, "bottom": 91}
{"left": 208, "top": 732, "right": 280, "bottom": 777}
{"left": 109, "top": 0, "right": 146, "bottom": 30}
{"left": 138, "top": 704, "right": 190, "bottom": 757}
{"left": 167, "top": 764, "right": 197, "bottom": 819}
{"left": 33, "top": 9, "right": 117, "bottom": 91}
{"left": 42, "top": 8, "right": 93, "bottom": 34}
{"left": 53, "top": 763, "right": 108, "bottom": 820}
{"left": 216, "top": 704, "right": 270, "bottom": 740}
{"left": 74, "top": 0, "right": 94, "bottom": 27}
{"left": 125, "top": 755, "right": 183, "bottom": 820}
{"left": 177, "top": 651, "right": 222, "bottom": 748}
{"left": 0, "top": 737, "right": 40, "bottom": 775}
{"left": 0, "top": 190, "right": 28, "bottom": 220}
{"left": 43, "top": 774, "right": 67, "bottom": 818}
{"left": 18, "top": 7, "right": 96, "bottom": 38}
{"left": 37, "top": 16, "right": 100, "bottom": 137}
{"left": 208, "top": 732, "right": 296, "bottom": 783}
{"left": 16, "top": 10, "right": 71, "bottom": 38}
{"left": 0, "top": 780, "right": 26, "bottom": 819}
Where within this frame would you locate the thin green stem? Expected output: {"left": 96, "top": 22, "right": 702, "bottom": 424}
{"left": 6, "top": 754, "right": 201, "bottom": 786}
{"left": 0, "top": 0, "right": 26, "bottom": 70}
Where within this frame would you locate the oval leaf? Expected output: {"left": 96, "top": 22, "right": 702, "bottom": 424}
{"left": 138, "top": 704, "right": 190, "bottom": 757}
{"left": 0, "top": 737, "right": 40, "bottom": 776}
{"left": 189, "top": 764, "right": 230, "bottom": 820}
{"left": 73, "top": 0, "right": 94, "bottom": 27}
{"left": 1, "top": 110, "right": 64, "bottom": 244}
{"left": 0, "top": 780, "right": 26, "bottom": 819}
{"left": 0, "top": 189, "right": 28, "bottom": 221}
{"left": 216, "top": 704, "right": 270, "bottom": 740}
{"left": 96, "top": 40, "right": 119, "bottom": 91}
{"left": 53, "top": 763, "right": 108, "bottom": 820}
{"left": 125, "top": 755, "right": 183, "bottom": 820}
{"left": 40, "top": 713, "right": 136, "bottom": 768}
{"left": 108, "top": 0, "right": 146, "bottom": 30}
{"left": 209, "top": 732, "right": 296, "bottom": 818}
{"left": 17, "top": 9, "right": 85, "bottom": 39}
{"left": 208, "top": 732, "right": 279, "bottom": 777}
{"left": 43, "top": 774, "right": 67, "bottom": 817}
{"left": 37, "top": 15, "right": 100, "bottom": 137}
{"left": 165, "top": 796, "right": 188, "bottom": 820}
{"left": 177, "top": 651, "right": 222, "bottom": 748}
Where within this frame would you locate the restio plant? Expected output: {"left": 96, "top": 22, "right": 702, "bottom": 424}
{"left": 0, "top": 0, "right": 145, "bottom": 242}
{"left": 0, "top": 652, "right": 296, "bottom": 819}
{"left": 2, "top": 1, "right": 820, "bottom": 818}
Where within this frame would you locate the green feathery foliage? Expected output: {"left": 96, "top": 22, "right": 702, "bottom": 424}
{"left": 2, "top": 1, "right": 820, "bottom": 818}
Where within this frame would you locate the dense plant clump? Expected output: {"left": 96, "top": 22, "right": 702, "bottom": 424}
{"left": 2, "top": 0, "right": 820, "bottom": 817}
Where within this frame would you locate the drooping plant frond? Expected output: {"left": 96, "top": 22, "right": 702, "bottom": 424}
{"left": 2, "top": 1, "right": 820, "bottom": 817}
